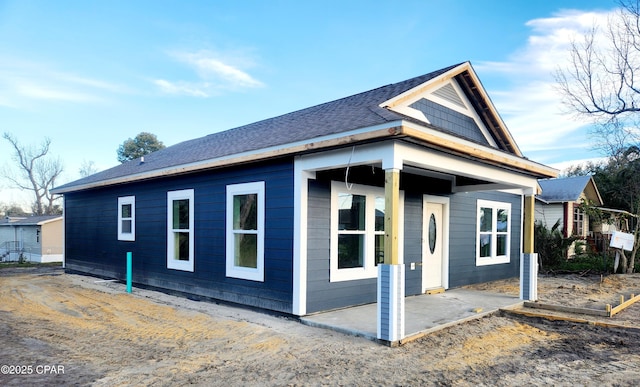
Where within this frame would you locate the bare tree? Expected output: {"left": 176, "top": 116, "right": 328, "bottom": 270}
{"left": 556, "top": 1, "right": 640, "bottom": 123}
{"left": 79, "top": 160, "right": 98, "bottom": 178}
{"left": 555, "top": 1, "right": 640, "bottom": 273}
{"left": 2, "top": 132, "right": 63, "bottom": 215}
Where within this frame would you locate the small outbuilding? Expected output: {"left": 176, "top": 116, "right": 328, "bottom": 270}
{"left": 52, "top": 62, "right": 557, "bottom": 343}
{"left": 0, "top": 215, "right": 64, "bottom": 263}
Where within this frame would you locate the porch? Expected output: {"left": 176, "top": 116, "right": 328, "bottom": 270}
{"left": 300, "top": 288, "right": 522, "bottom": 345}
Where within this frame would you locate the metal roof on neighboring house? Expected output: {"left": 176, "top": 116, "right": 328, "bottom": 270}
{"left": 0, "top": 215, "right": 63, "bottom": 226}
{"left": 537, "top": 175, "right": 603, "bottom": 205}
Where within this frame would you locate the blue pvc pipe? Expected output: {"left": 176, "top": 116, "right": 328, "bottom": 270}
{"left": 126, "top": 252, "right": 132, "bottom": 293}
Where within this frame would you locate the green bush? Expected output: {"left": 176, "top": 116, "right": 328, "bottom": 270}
{"left": 535, "top": 220, "right": 579, "bottom": 269}
{"left": 552, "top": 253, "right": 613, "bottom": 273}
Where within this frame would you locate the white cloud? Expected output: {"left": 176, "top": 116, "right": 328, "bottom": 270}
{"left": 155, "top": 49, "right": 264, "bottom": 97}
{"left": 0, "top": 57, "right": 129, "bottom": 107}
{"left": 153, "top": 79, "right": 210, "bottom": 98}
{"left": 475, "top": 7, "right": 616, "bottom": 159}
{"left": 16, "top": 82, "right": 103, "bottom": 103}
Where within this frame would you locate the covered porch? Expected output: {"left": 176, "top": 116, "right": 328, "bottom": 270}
{"left": 293, "top": 129, "right": 555, "bottom": 344}
{"left": 301, "top": 287, "right": 522, "bottom": 345}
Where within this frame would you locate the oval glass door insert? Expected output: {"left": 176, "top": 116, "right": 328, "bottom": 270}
{"left": 428, "top": 213, "right": 437, "bottom": 254}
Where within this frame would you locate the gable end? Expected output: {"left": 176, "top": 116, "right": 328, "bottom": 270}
{"left": 408, "top": 98, "right": 490, "bottom": 146}
{"left": 455, "top": 71, "right": 518, "bottom": 155}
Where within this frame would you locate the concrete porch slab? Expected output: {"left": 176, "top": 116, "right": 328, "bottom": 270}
{"left": 300, "top": 288, "right": 522, "bottom": 343}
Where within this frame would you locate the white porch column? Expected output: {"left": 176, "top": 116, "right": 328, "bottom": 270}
{"left": 520, "top": 193, "right": 538, "bottom": 301}
{"left": 378, "top": 168, "right": 405, "bottom": 342}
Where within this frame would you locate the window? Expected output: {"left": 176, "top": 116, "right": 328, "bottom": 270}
{"left": 167, "top": 189, "right": 194, "bottom": 272}
{"left": 573, "top": 206, "right": 584, "bottom": 236}
{"left": 118, "top": 196, "right": 135, "bottom": 241}
{"left": 476, "top": 199, "right": 511, "bottom": 266}
{"left": 330, "top": 181, "right": 402, "bottom": 282}
{"left": 226, "top": 182, "right": 265, "bottom": 282}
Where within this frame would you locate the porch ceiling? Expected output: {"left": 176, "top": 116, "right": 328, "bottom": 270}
{"left": 298, "top": 140, "right": 544, "bottom": 194}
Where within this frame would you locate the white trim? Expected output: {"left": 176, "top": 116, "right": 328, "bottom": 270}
{"left": 35, "top": 217, "right": 63, "bottom": 226}
{"left": 381, "top": 63, "right": 468, "bottom": 108}
{"left": 423, "top": 195, "right": 450, "bottom": 290}
{"left": 166, "top": 189, "right": 194, "bottom": 272}
{"left": 433, "top": 80, "right": 498, "bottom": 148}
{"left": 61, "top": 197, "right": 66, "bottom": 269}
{"left": 385, "top": 77, "right": 499, "bottom": 149}
{"left": 292, "top": 168, "right": 314, "bottom": 315}
{"left": 476, "top": 199, "right": 511, "bottom": 266}
{"left": 117, "top": 196, "right": 135, "bottom": 241}
{"left": 399, "top": 122, "right": 555, "bottom": 180}
{"left": 330, "top": 181, "right": 404, "bottom": 282}
{"left": 225, "top": 181, "right": 265, "bottom": 282}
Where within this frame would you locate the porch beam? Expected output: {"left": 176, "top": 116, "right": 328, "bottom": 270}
{"left": 384, "top": 168, "right": 400, "bottom": 264}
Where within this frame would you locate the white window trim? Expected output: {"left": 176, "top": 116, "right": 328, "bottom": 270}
{"left": 226, "top": 181, "right": 265, "bottom": 282}
{"left": 117, "top": 196, "right": 135, "bottom": 241}
{"left": 330, "top": 181, "right": 404, "bottom": 282}
{"left": 476, "top": 199, "right": 511, "bottom": 266}
{"left": 167, "top": 189, "right": 195, "bottom": 272}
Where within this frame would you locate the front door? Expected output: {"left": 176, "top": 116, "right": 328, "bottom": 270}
{"left": 423, "top": 201, "right": 443, "bottom": 291}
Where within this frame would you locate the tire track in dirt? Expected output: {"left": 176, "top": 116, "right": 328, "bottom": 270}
{"left": 2, "top": 270, "right": 640, "bottom": 386}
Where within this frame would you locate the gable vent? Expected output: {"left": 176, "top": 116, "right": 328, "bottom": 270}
{"left": 432, "top": 83, "right": 465, "bottom": 108}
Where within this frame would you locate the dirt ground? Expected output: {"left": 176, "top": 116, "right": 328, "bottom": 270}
{"left": 1, "top": 266, "right": 640, "bottom": 386}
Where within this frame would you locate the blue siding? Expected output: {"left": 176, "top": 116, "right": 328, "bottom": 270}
{"left": 304, "top": 179, "right": 523, "bottom": 313}
{"left": 403, "top": 192, "right": 423, "bottom": 296}
{"left": 64, "top": 159, "right": 295, "bottom": 313}
{"left": 447, "top": 191, "right": 521, "bottom": 287}
{"left": 305, "top": 181, "right": 423, "bottom": 314}
{"left": 410, "top": 98, "right": 490, "bottom": 146}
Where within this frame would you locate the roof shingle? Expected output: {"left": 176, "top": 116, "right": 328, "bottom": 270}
{"left": 53, "top": 63, "right": 464, "bottom": 192}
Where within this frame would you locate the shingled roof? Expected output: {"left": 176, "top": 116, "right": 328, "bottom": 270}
{"left": 53, "top": 62, "right": 534, "bottom": 194}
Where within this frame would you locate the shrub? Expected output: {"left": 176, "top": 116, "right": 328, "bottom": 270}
{"left": 534, "top": 220, "right": 579, "bottom": 269}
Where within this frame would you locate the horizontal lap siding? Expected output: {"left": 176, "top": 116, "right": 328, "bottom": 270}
{"left": 305, "top": 181, "right": 422, "bottom": 313}
{"left": 403, "top": 193, "right": 423, "bottom": 296}
{"left": 448, "top": 191, "right": 521, "bottom": 288}
{"left": 64, "top": 159, "right": 294, "bottom": 313}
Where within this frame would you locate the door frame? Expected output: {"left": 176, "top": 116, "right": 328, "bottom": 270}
{"left": 423, "top": 195, "right": 450, "bottom": 291}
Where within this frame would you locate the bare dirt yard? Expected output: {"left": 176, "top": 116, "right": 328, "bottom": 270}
{"left": 2, "top": 266, "right": 640, "bottom": 386}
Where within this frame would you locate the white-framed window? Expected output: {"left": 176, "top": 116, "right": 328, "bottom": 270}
{"left": 167, "top": 189, "right": 194, "bottom": 272}
{"left": 330, "top": 181, "right": 403, "bottom": 282}
{"left": 573, "top": 206, "right": 584, "bottom": 236}
{"left": 476, "top": 199, "right": 511, "bottom": 266}
{"left": 117, "top": 196, "right": 135, "bottom": 241}
{"left": 226, "top": 181, "right": 265, "bottom": 282}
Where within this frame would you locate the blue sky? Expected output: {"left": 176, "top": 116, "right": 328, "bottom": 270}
{"left": 0, "top": 0, "right": 617, "bottom": 207}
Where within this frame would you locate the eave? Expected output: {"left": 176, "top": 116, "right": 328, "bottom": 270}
{"left": 52, "top": 120, "right": 557, "bottom": 194}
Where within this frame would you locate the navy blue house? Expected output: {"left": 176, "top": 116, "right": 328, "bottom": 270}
{"left": 53, "top": 62, "right": 557, "bottom": 319}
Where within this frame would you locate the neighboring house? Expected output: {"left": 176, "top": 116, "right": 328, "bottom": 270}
{"left": 52, "top": 62, "right": 557, "bottom": 341}
{"left": 535, "top": 175, "right": 604, "bottom": 254}
{"left": 0, "top": 215, "right": 64, "bottom": 263}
